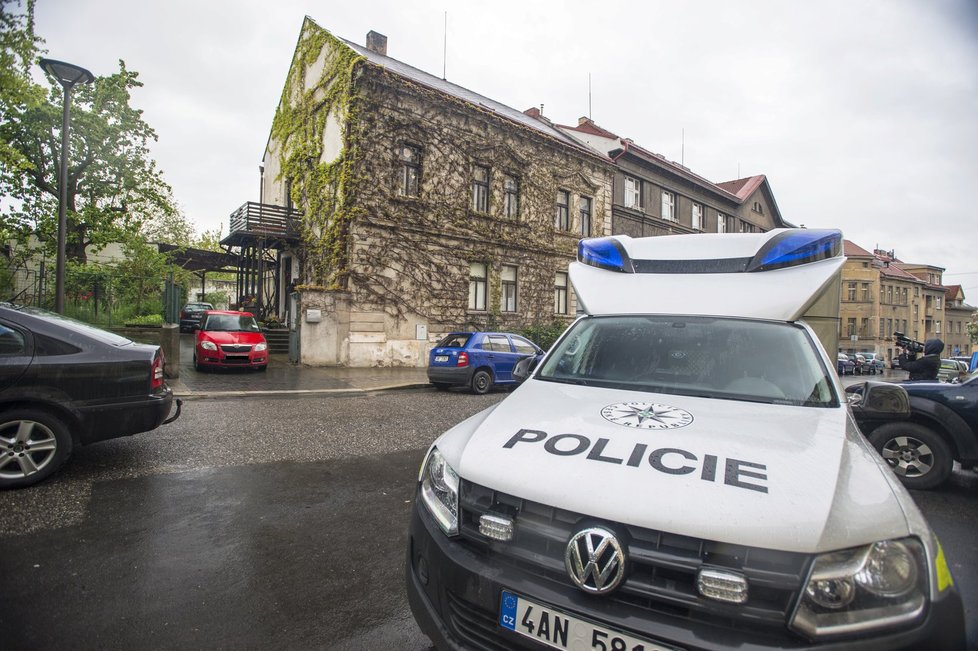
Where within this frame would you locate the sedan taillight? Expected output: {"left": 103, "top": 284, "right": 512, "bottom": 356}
{"left": 151, "top": 351, "right": 165, "bottom": 390}
{"left": 457, "top": 352, "right": 469, "bottom": 367}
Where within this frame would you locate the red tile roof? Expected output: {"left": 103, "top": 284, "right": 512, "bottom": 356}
{"left": 843, "top": 240, "right": 874, "bottom": 257}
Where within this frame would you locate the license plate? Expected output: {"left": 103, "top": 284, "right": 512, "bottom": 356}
{"left": 499, "top": 591, "right": 674, "bottom": 651}
{"left": 434, "top": 355, "right": 449, "bottom": 362}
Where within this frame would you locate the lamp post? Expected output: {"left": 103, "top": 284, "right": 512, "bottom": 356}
{"left": 39, "top": 58, "right": 95, "bottom": 314}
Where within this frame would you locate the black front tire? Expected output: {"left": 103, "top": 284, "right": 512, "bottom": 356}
{"left": 868, "top": 422, "right": 954, "bottom": 490}
{"left": 471, "top": 369, "right": 493, "bottom": 395}
{"left": 0, "top": 409, "right": 73, "bottom": 489}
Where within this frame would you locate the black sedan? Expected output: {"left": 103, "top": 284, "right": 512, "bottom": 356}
{"left": 0, "top": 303, "right": 180, "bottom": 488}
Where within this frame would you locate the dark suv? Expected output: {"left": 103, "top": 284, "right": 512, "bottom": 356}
{"left": 0, "top": 303, "right": 180, "bottom": 488}
{"left": 854, "top": 370, "right": 978, "bottom": 489}
{"left": 179, "top": 302, "right": 214, "bottom": 332}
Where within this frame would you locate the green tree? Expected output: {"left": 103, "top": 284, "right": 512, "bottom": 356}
{"left": 0, "top": 55, "right": 178, "bottom": 263}
{"left": 0, "top": 0, "right": 42, "bottom": 173}
{"left": 968, "top": 319, "right": 978, "bottom": 345}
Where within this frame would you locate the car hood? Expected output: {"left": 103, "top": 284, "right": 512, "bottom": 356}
{"left": 444, "top": 379, "right": 911, "bottom": 553}
{"left": 198, "top": 331, "right": 266, "bottom": 345}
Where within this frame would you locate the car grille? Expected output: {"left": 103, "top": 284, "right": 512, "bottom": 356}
{"left": 458, "top": 480, "right": 810, "bottom": 635}
{"left": 446, "top": 591, "right": 510, "bottom": 651}
{"left": 221, "top": 344, "right": 252, "bottom": 353}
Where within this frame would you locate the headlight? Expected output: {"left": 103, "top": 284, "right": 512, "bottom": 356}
{"left": 254, "top": 342, "right": 268, "bottom": 352}
{"left": 419, "top": 447, "right": 460, "bottom": 536}
{"left": 790, "top": 537, "right": 927, "bottom": 639}
{"left": 201, "top": 341, "right": 217, "bottom": 351}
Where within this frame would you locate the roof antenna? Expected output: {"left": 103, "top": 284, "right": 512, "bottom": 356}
{"left": 442, "top": 11, "right": 447, "bottom": 80}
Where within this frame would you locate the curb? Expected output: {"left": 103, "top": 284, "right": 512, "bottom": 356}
{"left": 171, "top": 382, "right": 432, "bottom": 400}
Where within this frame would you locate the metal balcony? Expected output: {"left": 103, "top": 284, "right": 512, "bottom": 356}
{"left": 221, "top": 202, "right": 301, "bottom": 247}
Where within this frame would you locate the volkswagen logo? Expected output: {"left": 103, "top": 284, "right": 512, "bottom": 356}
{"left": 565, "top": 527, "right": 626, "bottom": 594}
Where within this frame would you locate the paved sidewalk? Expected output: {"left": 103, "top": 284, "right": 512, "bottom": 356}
{"left": 169, "top": 338, "right": 430, "bottom": 397}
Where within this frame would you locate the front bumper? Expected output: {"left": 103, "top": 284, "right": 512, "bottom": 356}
{"left": 196, "top": 350, "right": 267, "bottom": 369}
{"left": 406, "top": 494, "right": 965, "bottom": 651}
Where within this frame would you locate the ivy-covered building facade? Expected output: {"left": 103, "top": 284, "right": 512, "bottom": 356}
{"left": 257, "top": 18, "right": 615, "bottom": 366}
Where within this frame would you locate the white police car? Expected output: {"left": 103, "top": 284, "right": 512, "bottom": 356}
{"left": 406, "top": 229, "right": 965, "bottom": 650}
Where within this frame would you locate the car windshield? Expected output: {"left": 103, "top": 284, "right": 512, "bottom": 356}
{"left": 536, "top": 315, "right": 838, "bottom": 407}
{"left": 203, "top": 314, "right": 260, "bottom": 332}
{"left": 437, "top": 334, "right": 471, "bottom": 348}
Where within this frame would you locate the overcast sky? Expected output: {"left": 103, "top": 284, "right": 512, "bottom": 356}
{"left": 31, "top": 0, "right": 978, "bottom": 297}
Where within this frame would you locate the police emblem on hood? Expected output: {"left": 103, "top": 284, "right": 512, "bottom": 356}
{"left": 601, "top": 402, "right": 693, "bottom": 429}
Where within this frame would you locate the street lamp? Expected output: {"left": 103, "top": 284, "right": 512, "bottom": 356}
{"left": 39, "top": 58, "right": 95, "bottom": 314}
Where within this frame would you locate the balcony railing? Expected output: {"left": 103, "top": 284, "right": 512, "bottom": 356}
{"left": 228, "top": 202, "right": 301, "bottom": 239}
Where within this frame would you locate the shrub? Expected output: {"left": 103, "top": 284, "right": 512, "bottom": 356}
{"left": 518, "top": 320, "right": 569, "bottom": 351}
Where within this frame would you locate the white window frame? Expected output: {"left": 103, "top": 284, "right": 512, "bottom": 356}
{"left": 691, "top": 202, "right": 702, "bottom": 230}
{"left": 624, "top": 177, "right": 641, "bottom": 209}
{"left": 661, "top": 190, "right": 675, "bottom": 221}
{"left": 717, "top": 213, "right": 727, "bottom": 233}
{"left": 554, "top": 272, "right": 568, "bottom": 315}
{"left": 468, "top": 262, "right": 488, "bottom": 311}
{"left": 500, "top": 265, "right": 517, "bottom": 313}
{"left": 579, "top": 195, "right": 592, "bottom": 236}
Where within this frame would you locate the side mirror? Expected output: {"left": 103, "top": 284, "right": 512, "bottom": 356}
{"left": 513, "top": 355, "right": 540, "bottom": 383}
{"left": 846, "top": 381, "right": 910, "bottom": 419}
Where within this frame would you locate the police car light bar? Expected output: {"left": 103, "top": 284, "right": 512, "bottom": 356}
{"left": 577, "top": 237, "right": 631, "bottom": 272}
{"left": 578, "top": 229, "right": 842, "bottom": 274}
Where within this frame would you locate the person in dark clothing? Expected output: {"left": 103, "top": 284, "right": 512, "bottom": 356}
{"left": 898, "top": 338, "right": 944, "bottom": 381}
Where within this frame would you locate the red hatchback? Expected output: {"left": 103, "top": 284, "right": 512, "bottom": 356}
{"left": 193, "top": 310, "right": 268, "bottom": 371}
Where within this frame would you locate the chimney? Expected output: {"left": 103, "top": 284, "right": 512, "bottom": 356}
{"left": 366, "top": 30, "right": 387, "bottom": 56}
{"left": 523, "top": 107, "right": 541, "bottom": 119}
{"left": 578, "top": 116, "right": 593, "bottom": 127}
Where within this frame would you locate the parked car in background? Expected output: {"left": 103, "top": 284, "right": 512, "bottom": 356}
{"left": 179, "top": 302, "right": 214, "bottom": 332}
{"left": 0, "top": 303, "right": 180, "bottom": 488}
{"left": 837, "top": 352, "right": 855, "bottom": 375}
{"left": 951, "top": 355, "right": 975, "bottom": 371}
{"left": 862, "top": 352, "right": 886, "bottom": 373}
{"left": 852, "top": 352, "right": 872, "bottom": 374}
{"left": 193, "top": 310, "right": 268, "bottom": 372}
{"left": 427, "top": 331, "right": 544, "bottom": 394}
{"left": 938, "top": 359, "right": 968, "bottom": 383}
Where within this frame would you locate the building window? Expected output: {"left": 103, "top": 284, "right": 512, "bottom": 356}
{"left": 846, "top": 282, "right": 856, "bottom": 302}
{"left": 717, "top": 213, "right": 727, "bottom": 233}
{"left": 500, "top": 265, "right": 517, "bottom": 312}
{"left": 752, "top": 201, "right": 763, "bottom": 214}
{"left": 554, "top": 272, "right": 568, "bottom": 314}
{"left": 624, "top": 177, "right": 641, "bottom": 209}
{"left": 471, "top": 165, "right": 490, "bottom": 213}
{"left": 846, "top": 318, "right": 856, "bottom": 337}
{"left": 936, "top": 320, "right": 941, "bottom": 335}
{"left": 935, "top": 297, "right": 942, "bottom": 310}
{"left": 579, "top": 196, "right": 592, "bottom": 236}
{"left": 661, "top": 191, "right": 675, "bottom": 221}
{"left": 555, "top": 190, "right": 570, "bottom": 230}
{"left": 861, "top": 318, "right": 870, "bottom": 335}
{"left": 503, "top": 175, "right": 519, "bottom": 219}
{"left": 887, "top": 319, "right": 893, "bottom": 337}
{"left": 879, "top": 317, "right": 885, "bottom": 337}
{"left": 861, "top": 283, "right": 871, "bottom": 301}
{"left": 398, "top": 144, "right": 421, "bottom": 197}
{"left": 468, "top": 262, "right": 487, "bottom": 310}
{"left": 886, "top": 286, "right": 893, "bottom": 304}
{"left": 691, "top": 203, "right": 702, "bottom": 230}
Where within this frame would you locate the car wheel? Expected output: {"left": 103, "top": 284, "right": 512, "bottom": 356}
{"left": 432, "top": 382, "right": 450, "bottom": 391}
{"left": 471, "top": 369, "right": 493, "bottom": 395}
{"left": 868, "top": 422, "right": 953, "bottom": 490}
{"left": 0, "top": 409, "right": 73, "bottom": 489}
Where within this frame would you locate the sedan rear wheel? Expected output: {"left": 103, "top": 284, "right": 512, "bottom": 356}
{"left": 868, "top": 422, "right": 953, "bottom": 490}
{"left": 0, "top": 410, "right": 73, "bottom": 489}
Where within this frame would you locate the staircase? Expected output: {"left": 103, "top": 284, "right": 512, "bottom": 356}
{"left": 262, "top": 329, "right": 290, "bottom": 354}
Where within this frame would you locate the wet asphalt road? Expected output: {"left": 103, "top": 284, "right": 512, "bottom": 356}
{"left": 1, "top": 386, "right": 976, "bottom": 649}
{"left": 0, "top": 389, "right": 505, "bottom": 650}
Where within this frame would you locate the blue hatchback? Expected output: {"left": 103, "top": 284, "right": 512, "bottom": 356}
{"left": 427, "top": 331, "right": 544, "bottom": 394}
